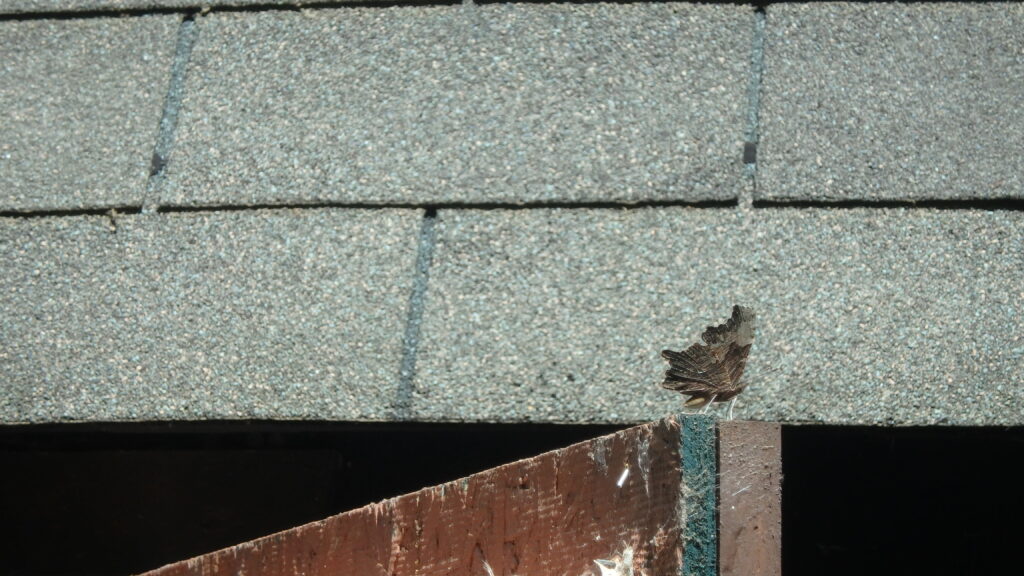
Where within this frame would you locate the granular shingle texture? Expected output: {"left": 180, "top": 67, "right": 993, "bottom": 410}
{"left": 0, "top": 209, "right": 421, "bottom": 423}
{"left": 2, "top": 0, "right": 267, "bottom": 13}
{"left": 0, "top": 0, "right": 371, "bottom": 15}
{"left": 758, "top": 3, "right": 1024, "bottom": 201}
{"left": 0, "top": 15, "right": 180, "bottom": 211}
{"left": 162, "top": 3, "right": 753, "bottom": 206}
{"left": 3, "top": 1, "right": 1023, "bottom": 430}
{"left": 414, "top": 207, "right": 1024, "bottom": 425}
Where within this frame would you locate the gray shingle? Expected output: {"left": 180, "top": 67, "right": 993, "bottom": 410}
{"left": 0, "top": 0, "right": 365, "bottom": 15}
{"left": 162, "top": 4, "right": 753, "bottom": 206}
{"left": 414, "top": 207, "right": 1024, "bottom": 425}
{"left": 0, "top": 15, "right": 180, "bottom": 211}
{"left": 757, "top": 3, "right": 1024, "bottom": 202}
{"left": 0, "top": 209, "right": 421, "bottom": 423}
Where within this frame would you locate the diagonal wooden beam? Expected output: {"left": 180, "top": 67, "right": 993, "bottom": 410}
{"left": 143, "top": 416, "right": 780, "bottom": 576}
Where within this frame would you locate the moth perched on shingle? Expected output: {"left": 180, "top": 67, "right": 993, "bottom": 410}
{"left": 661, "top": 305, "right": 755, "bottom": 414}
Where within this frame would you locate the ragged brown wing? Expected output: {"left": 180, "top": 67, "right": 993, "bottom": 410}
{"left": 660, "top": 343, "right": 731, "bottom": 406}
{"left": 717, "top": 341, "right": 753, "bottom": 398}
{"left": 661, "top": 305, "right": 756, "bottom": 406}
{"left": 714, "top": 305, "right": 755, "bottom": 392}
{"left": 701, "top": 305, "right": 756, "bottom": 347}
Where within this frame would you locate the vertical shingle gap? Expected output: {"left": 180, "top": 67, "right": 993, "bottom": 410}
{"left": 741, "top": 7, "right": 766, "bottom": 209}
{"left": 394, "top": 208, "right": 439, "bottom": 420}
{"left": 142, "top": 13, "right": 199, "bottom": 214}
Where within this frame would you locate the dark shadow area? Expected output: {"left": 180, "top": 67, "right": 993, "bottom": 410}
{"left": 7, "top": 422, "right": 1019, "bottom": 575}
{"left": 0, "top": 421, "right": 625, "bottom": 576}
{"left": 783, "top": 425, "right": 1024, "bottom": 576}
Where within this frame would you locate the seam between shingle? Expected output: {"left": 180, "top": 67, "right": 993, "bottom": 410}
{"left": 153, "top": 200, "right": 737, "bottom": 213}
{"left": 394, "top": 208, "right": 439, "bottom": 421}
{"left": 7, "top": 197, "right": 1021, "bottom": 220}
{"left": 742, "top": 6, "right": 766, "bottom": 210}
{"left": 142, "top": 13, "right": 199, "bottom": 215}
{"left": 0, "top": 0, "right": 460, "bottom": 20}
{"left": 751, "top": 198, "right": 1024, "bottom": 211}
{"left": 0, "top": 7, "right": 185, "bottom": 21}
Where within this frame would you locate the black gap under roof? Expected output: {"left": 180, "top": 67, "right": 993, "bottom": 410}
{"left": 783, "top": 425, "right": 1023, "bottom": 576}
{"left": 0, "top": 421, "right": 624, "bottom": 575}
{"left": 1, "top": 422, "right": 1021, "bottom": 576}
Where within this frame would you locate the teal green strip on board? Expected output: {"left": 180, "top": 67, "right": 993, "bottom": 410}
{"left": 681, "top": 414, "right": 717, "bottom": 576}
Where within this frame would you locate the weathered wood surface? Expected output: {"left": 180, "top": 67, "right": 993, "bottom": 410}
{"left": 144, "top": 415, "right": 720, "bottom": 576}
{"left": 718, "top": 421, "right": 782, "bottom": 576}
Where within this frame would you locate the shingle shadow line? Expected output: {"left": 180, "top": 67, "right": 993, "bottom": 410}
{"left": 393, "top": 208, "right": 438, "bottom": 422}
{"left": 752, "top": 198, "right": 1024, "bottom": 211}
{"left": 152, "top": 199, "right": 738, "bottom": 213}
{"left": 755, "top": 0, "right": 981, "bottom": 6}
{"left": 208, "top": 0, "right": 462, "bottom": 13}
{"left": 143, "top": 14, "right": 200, "bottom": 214}
{"left": 476, "top": 0, "right": 761, "bottom": 6}
{"left": 1, "top": 200, "right": 736, "bottom": 218}
{"left": 1, "top": 0, "right": 974, "bottom": 24}
{"left": 0, "top": 206, "right": 143, "bottom": 219}
{"left": 741, "top": 5, "right": 766, "bottom": 206}
{"left": 744, "top": 7, "right": 766, "bottom": 163}
{"left": 0, "top": 6, "right": 188, "bottom": 21}
{"left": 10, "top": 198, "right": 1017, "bottom": 217}
{"left": 0, "top": 0, "right": 460, "bottom": 21}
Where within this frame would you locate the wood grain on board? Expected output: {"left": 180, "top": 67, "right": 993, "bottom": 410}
{"left": 144, "top": 416, "right": 782, "bottom": 576}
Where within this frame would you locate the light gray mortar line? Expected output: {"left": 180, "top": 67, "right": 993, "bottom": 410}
{"left": 141, "top": 14, "right": 198, "bottom": 215}
{"left": 741, "top": 8, "right": 766, "bottom": 211}
{"left": 394, "top": 210, "right": 439, "bottom": 421}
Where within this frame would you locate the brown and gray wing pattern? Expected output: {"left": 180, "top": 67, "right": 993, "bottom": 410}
{"left": 661, "top": 343, "right": 731, "bottom": 407}
{"left": 660, "top": 305, "right": 755, "bottom": 407}
{"left": 701, "top": 305, "right": 755, "bottom": 348}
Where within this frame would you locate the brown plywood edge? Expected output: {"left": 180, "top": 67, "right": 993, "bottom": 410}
{"left": 143, "top": 416, "right": 700, "bottom": 576}
{"left": 718, "top": 421, "right": 782, "bottom": 576}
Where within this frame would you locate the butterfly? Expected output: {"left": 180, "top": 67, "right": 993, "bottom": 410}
{"left": 661, "top": 305, "right": 755, "bottom": 417}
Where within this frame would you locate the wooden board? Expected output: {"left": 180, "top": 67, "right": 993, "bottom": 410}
{"left": 143, "top": 416, "right": 783, "bottom": 576}
{"left": 718, "top": 421, "right": 782, "bottom": 576}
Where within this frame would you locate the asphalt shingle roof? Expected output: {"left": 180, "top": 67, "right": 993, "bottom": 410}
{"left": 1, "top": 1, "right": 1021, "bottom": 426}
{"left": 0, "top": 15, "right": 179, "bottom": 211}
{"left": 1, "top": 210, "right": 421, "bottom": 422}
{"left": 161, "top": 4, "right": 752, "bottom": 206}
{"left": 759, "top": 3, "right": 1024, "bottom": 201}
{"left": 415, "top": 207, "right": 1023, "bottom": 425}
{"left": 0, "top": 0, "right": 324, "bottom": 14}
